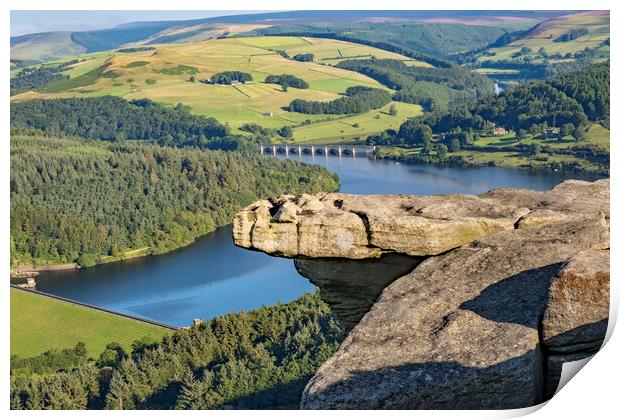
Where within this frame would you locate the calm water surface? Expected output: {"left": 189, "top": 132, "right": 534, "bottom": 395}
{"left": 35, "top": 156, "right": 599, "bottom": 326}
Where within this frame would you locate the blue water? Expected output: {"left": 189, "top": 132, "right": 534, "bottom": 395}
{"left": 34, "top": 156, "right": 598, "bottom": 326}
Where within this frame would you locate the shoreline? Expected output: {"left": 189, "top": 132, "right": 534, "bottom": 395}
{"left": 9, "top": 154, "right": 603, "bottom": 279}
{"left": 372, "top": 149, "right": 609, "bottom": 178}
{"left": 11, "top": 263, "right": 78, "bottom": 277}
{"left": 10, "top": 285, "right": 178, "bottom": 330}
{"left": 10, "top": 230, "right": 219, "bottom": 277}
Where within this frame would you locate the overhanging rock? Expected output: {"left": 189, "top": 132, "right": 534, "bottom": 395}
{"left": 232, "top": 179, "right": 609, "bottom": 409}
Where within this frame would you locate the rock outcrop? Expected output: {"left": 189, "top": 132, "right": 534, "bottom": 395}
{"left": 301, "top": 218, "right": 608, "bottom": 409}
{"left": 232, "top": 179, "right": 610, "bottom": 409}
{"left": 294, "top": 254, "right": 423, "bottom": 331}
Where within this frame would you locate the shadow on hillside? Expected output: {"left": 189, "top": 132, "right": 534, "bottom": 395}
{"left": 222, "top": 377, "right": 310, "bottom": 409}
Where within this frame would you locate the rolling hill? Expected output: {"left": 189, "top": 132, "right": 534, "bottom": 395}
{"left": 473, "top": 11, "right": 609, "bottom": 78}
{"left": 11, "top": 36, "right": 426, "bottom": 143}
{"left": 11, "top": 10, "right": 567, "bottom": 63}
{"left": 482, "top": 11, "right": 609, "bottom": 60}
{"left": 10, "top": 31, "right": 86, "bottom": 63}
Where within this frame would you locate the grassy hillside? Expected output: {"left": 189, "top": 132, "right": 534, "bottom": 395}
{"left": 10, "top": 31, "right": 86, "bottom": 62}
{"left": 11, "top": 11, "right": 562, "bottom": 63}
{"left": 293, "top": 101, "right": 422, "bottom": 143}
{"left": 10, "top": 288, "right": 168, "bottom": 358}
{"left": 241, "top": 22, "right": 515, "bottom": 59}
{"left": 11, "top": 36, "right": 429, "bottom": 142}
{"left": 378, "top": 122, "right": 609, "bottom": 175}
{"left": 369, "top": 61, "right": 609, "bottom": 175}
{"left": 480, "top": 11, "right": 609, "bottom": 64}
{"left": 135, "top": 23, "right": 272, "bottom": 45}
{"left": 11, "top": 292, "right": 342, "bottom": 410}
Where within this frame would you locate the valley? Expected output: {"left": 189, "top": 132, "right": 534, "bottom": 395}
{"left": 8, "top": 9, "right": 611, "bottom": 411}
{"left": 11, "top": 36, "right": 427, "bottom": 142}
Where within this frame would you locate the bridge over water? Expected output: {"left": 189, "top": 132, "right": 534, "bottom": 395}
{"left": 260, "top": 144, "right": 376, "bottom": 158}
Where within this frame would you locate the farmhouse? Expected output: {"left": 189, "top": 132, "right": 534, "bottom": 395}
{"left": 493, "top": 127, "right": 507, "bottom": 136}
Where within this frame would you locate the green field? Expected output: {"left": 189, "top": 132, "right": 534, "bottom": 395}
{"left": 11, "top": 288, "right": 169, "bottom": 358}
{"left": 10, "top": 31, "right": 86, "bottom": 63}
{"left": 292, "top": 102, "right": 423, "bottom": 144}
{"left": 474, "top": 124, "right": 609, "bottom": 151}
{"left": 474, "top": 68, "right": 521, "bottom": 75}
{"left": 479, "top": 11, "right": 609, "bottom": 65}
{"left": 378, "top": 123, "right": 609, "bottom": 174}
{"left": 11, "top": 36, "right": 430, "bottom": 142}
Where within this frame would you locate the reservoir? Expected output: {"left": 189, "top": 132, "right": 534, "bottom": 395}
{"left": 34, "top": 156, "right": 598, "bottom": 326}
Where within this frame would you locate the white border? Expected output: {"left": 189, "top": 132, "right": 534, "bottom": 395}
{"left": 3, "top": 1, "right": 617, "bottom": 418}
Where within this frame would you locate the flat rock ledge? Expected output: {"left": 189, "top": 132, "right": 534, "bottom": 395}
{"left": 232, "top": 179, "right": 609, "bottom": 409}
{"left": 233, "top": 179, "right": 609, "bottom": 259}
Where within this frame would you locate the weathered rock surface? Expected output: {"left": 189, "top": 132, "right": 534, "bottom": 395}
{"left": 542, "top": 249, "right": 610, "bottom": 352}
{"left": 301, "top": 218, "right": 609, "bottom": 409}
{"left": 231, "top": 179, "right": 610, "bottom": 409}
{"left": 233, "top": 178, "right": 609, "bottom": 259}
{"left": 295, "top": 254, "right": 423, "bottom": 331}
{"left": 481, "top": 178, "right": 610, "bottom": 221}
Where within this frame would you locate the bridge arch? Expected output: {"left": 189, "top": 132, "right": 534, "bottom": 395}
{"left": 260, "top": 144, "right": 374, "bottom": 158}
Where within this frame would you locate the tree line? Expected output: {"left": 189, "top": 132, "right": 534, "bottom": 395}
{"left": 9, "top": 96, "right": 250, "bottom": 151}
{"left": 555, "top": 28, "right": 588, "bottom": 42}
{"left": 292, "top": 53, "right": 314, "bottom": 62}
{"left": 11, "top": 293, "right": 344, "bottom": 410}
{"left": 10, "top": 135, "right": 339, "bottom": 268}
{"left": 10, "top": 59, "right": 81, "bottom": 95}
{"left": 264, "top": 74, "right": 309, "bottom": 89}
{"left": 208, "top": 71, "right": 253, "bottom": 85}
{"left": 116, "top": 47, "right": 156, "bottom": 53}
{"left": 401, "top": 61, "right": 609, "bottom": 136}
{"left": 239, "top": 123, "right": 294, "bottom": 139}
{"left": 238, "top": 25, "right": 458, "bottom": 67}
{"left": 336, "top": 58, "right": 494, "bottom": 111}
{"left": 288, "top": 86, "right": 391, "bottom": 114}
{"left": 361, "top": 62, "right": 608, "bottom": 171}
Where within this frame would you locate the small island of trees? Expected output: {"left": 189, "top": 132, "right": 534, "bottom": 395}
{"left": 288, "top": 86, "right": 391, "bottom": 114}
{"left": 265, "top": 74, "right": 309, "bottom": 89}
{"left": 555, "top": 28, "right": 588, "bottom": 42}
{"left": 204, "top": 71, "right": 253, "bottom": 85}
{"left": 292, "top": 53, "right": 314, "bottom": 62}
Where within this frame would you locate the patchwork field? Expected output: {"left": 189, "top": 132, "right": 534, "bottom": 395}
{"left": 11, "top": 36, "right": 430, "bottom": 142}
{"left": 10, "top": 288, "right": 169, "bottom": 358}
{"left": 293, "top": 102, "right": 423, "bottom": 144}
{"left": 379, "top": 123, "right": 609, "bottom": 174}
{"left": 474, "top": 123, "right": 609, "bottom": 151}
{"left": 479, "top": 11, "right": 609, "bottom": 64}
{"left": 237, "top": 36, "right": 433, "bottom": 67}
